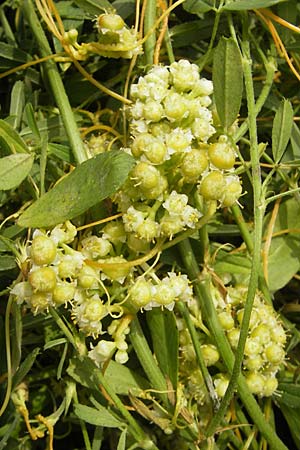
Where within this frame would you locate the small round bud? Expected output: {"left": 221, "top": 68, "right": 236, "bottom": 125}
{"left": 265, "top": 344, "right": 285, "bottom": 364}
{"left": 115, "top": 349, "right": 129, "bottom": 364}
{"left": 199, "top": 171, "right": 226, "bottom": 201}
{"left": 84, "top": 298, "right": 105, "bottom": 322}
{"left": 208, "top": 142, "right": 236, "bottom": 170}
{"left": 201, "top": 344, "right": 220, "bottom": 366}
{"left": 29, "top": 267, "right": 57, "bottom": 293}
{"left": 30, "top": 292, "right": 51, "bottom": 312}
{"left": 97, "top": 13, "right": 125, "bottom": 31}
{"left": 222, "top": 177, "right": 242, "bottom": 207}
{"left": 214, "top": 374, "right": 229, "bottom": 398}
{"left": 129, "top": 279, "right": 152, "bottom": 308}
{"left": 131, "top": 162, "right": 160, "bottom": 190}
{"left": 52, "top": 282, "right": 75, "bottom": 305}
{"left": 218, "top": 311, "right": 234, "bottom": 330}
{"left": 181, "top": 149, "right": 208, "bottom": 182}
{"left": 245, "top": 372, "right": 265, "bottom": 395}
{"left": 31, "top": 235, "right": 57, "bottom": 265}
{"left": 263, "top": 376, "right": 278, "bottom": 397}
{"left": 78, "top": 265, "right": 99, "bottom": 289}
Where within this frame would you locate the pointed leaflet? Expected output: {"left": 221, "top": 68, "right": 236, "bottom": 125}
{"left": 213, "top": 37, "right": 243, "bottom": 129}
{"left": 74, "top": 404, "right": 124, "bottom": 428}
{"left": 18, "top": 150, "right": 134, "bottom": 228}
{"left": 146, "top": 309, "right": 178, "bottom": 390}
{"left": 0, "top": 119, "right": 30, "bottom": 154}
{"left": 272, "top": 99, "right": 294, "bottom": 163}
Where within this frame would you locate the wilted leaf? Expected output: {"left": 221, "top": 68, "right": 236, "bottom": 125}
{"left": 18, "top": 150, "right": 134, "bottom": 228}
{"left": 213, "top": 37, "right": 243, "bottom": 129}
{"left": 0, "top": 154, "right": 34, "bottom": 190}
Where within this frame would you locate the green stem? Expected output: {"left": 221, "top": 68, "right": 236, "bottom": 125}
{"left": 197, "top": 6, "right": 223, "bottom": 72}
{"left": 176, "top": 302, "right": 219, "bottom": 410}
{"left": 130, "top": 317, "right": 169, "bottom": 407}
{"left": 178, "top": 239, "right": 288, "bottom": 450}
{"left": 144, "top": 0, "right": 157, "bottom": 66}
{"left": 23, "top": 0, "right": 88, "bottom": 164}
{"left": 0, "top": 296, "right": 14, "bottom": 417}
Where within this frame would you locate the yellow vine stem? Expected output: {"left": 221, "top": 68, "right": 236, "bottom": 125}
{"left": 254, "top": 9, "right": 300, "bottom": 81}
{"left": 153, "top": 0, "right": 170, "bottom": 65}
{"left": 0, "top": 53, "right": 64, "bottom": 80}
{"left": 80, "top": 124, "right": 122, "bottom": 140}
{"left": 86, "top": 239, "right": 166, "bottom": 270}
{"left": 76, "top": 213, "right": 123, "bottom": 231}
{"left": 259, "top": 8, "right": 300, "bottom": 34}
{"left": 262, "top": 197, "right": 281, "bottom": 285}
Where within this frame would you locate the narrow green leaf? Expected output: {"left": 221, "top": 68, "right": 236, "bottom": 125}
{"left": 0, "top": 42, "right": 31, "bottom": 63}
{"left": 279, "top": 404, "right": 300, "bottom": 449}
{"left": 0, "top": 154, "right": 34, "bottom": 190}
{"left": 74, "top": 404, "right": 124, "bottom": 428}
{"left": 18, "top": 150, "right": 134, "bottom": 228}
{"left": 213, "top": 37, "right": 243, "bottom": 129}
{"left": 0, "top": 119, "right": 30, "bottom": 154}
{"left": 9, "top": 81, "right": 25, "bottom": 130}
{"left": 146, "top": 309, "right": 179, "bottom": 390}
{"left": 183, "top": 0, "right": 214, "bottom": 15}
{"left": 223, "top": 0, "right": 287, "bottom": 11}
{"left": 24, "top": 103, "right": 41, "bottom": 140}
{"left": 278, "top": 383, "right": 300, "bottom": 408}
{"left": 12, "top": 348, "right": 40, "bottom": 389}
{"left": 272, "top": 99, "right": 294, "bottom": 162}
{"left": 117, "top": 428, "right": 127, "bottom": 450}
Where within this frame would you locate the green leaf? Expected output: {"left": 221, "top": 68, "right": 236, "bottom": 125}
{"left": 222, "top": 0, "right": 287, "bottom": 11}
{"left": 183, "top": 0, "right": 215, "bottom": 15}
{"left": 9, "top": 81, "right": 25, "bottom": 131}
{"left": 24, "top": 103, "right": 41, "bottom": 141}
{"left": 277, "top": 383, "right": 300, "bottom": 408}
{"left": 12, "top": 348, "right": 40, "bottom": 389}
{"left": 73, "top": 0, "right": 112, "bottom": 15}
{"left": 74, "top": 404, "right": 124, "bottom": 428}
{"left": 18, "top": 150, "right": 134, "bottom": 228}
{"left": 117, "top": 428, "right": 127, "bottom": 450}
{"left": 0, "top": 154, "right": 34, "bottom": 190}
{"left": 264, "top": 197, "right": 300, "bottom": 291}
{"left": 0, "top": 119, "right": 30, "bottom": 154}
{"left": 278, "top": 403, "right": 300, "bottom": 449}
{"left": 146, "top": 309, "right": 178, "bottom": 390}
{"left": 212, "top": 37, "right": 243, "bottom": 129}
{"left": 0, "top": 255, "right": 17, "bottom": 272}
{"left": 67, "top": 356, "right": 149, "bottom": 396}
{"left": 272, "top": 99, "right": 294, "bottom": 162}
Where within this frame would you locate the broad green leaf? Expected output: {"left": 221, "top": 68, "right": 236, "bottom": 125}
{"left": 223, "top": 0, "right": 287, "bottom": 11}
{"left": 146, "top": 309, "right": 179, "bottom": 390}
{"left": 212, "top": 37, "right": 243, "bottom": 129}
{"left": 112, "top": 0, "right": 136, "bottom": 18}
{"left": 183, "top": 0, "right": 215, "bottom": 15}
{"left": 0, "top": 154, "right": 34, "bottom": 190}
{"left": 0, "top": 42, "right": 31, "bottom": 63}
{"left": 73, "top": 0, "right": 112, "bottom": 15}
{"left": 18, "top": 150, "right": 134, "bottom": 228}
{"left": 74, "top": 404, "right": 124, "bottom": 428}
{"left": 9, "top": 81, "right": 25, "bottom": 130}
{"left": 272, "top": 99, "right": 294, "bottom": 162}
{"left": 12, "top": 348, "right": 40, "bottom": 389}
{"left": 277, "top": 383, "right": 300, "bottom": 408}
{"left": 0, "top": 120, "right": 30, "bottom": 154}
{"left": 264, "top": 197, "right": 300, "bottom": 291}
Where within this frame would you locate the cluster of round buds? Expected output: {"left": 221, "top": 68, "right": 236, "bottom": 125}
{"left": 88, "top": 318, "right": 131, "bottom": 366}
{"left": 11, "top": 222, "right": 134, "bottom": 338}
{"left": 114, "top": 60, "right": 242, "bottom": 243}
{"left": 212, "top": 284, "right": 286, "bottom": 397}
{"left": 128, "top": 272, "right": 193, "bottom": 311}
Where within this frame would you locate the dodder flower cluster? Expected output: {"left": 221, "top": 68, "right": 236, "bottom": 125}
{"left": 114, "top": 60, "right": 242, "bottom": 243}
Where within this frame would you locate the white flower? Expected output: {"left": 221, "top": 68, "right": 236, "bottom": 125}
{"left": 11, "top": 281, "right": 33, "bottom": 305}
{"left": 163, "top": 191, "right": 188, "bottom": 216}
{"left": 88, "top": 340, "right": 116, "bottom": 367}
{"left": 123, "top": 206, "right": 145, "bottom": 232}
{"left": 170, "top": 59, "right": 200, "bottom": 92}
{"left": 181, "top": 205, "right": 202, "bottom": 228}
